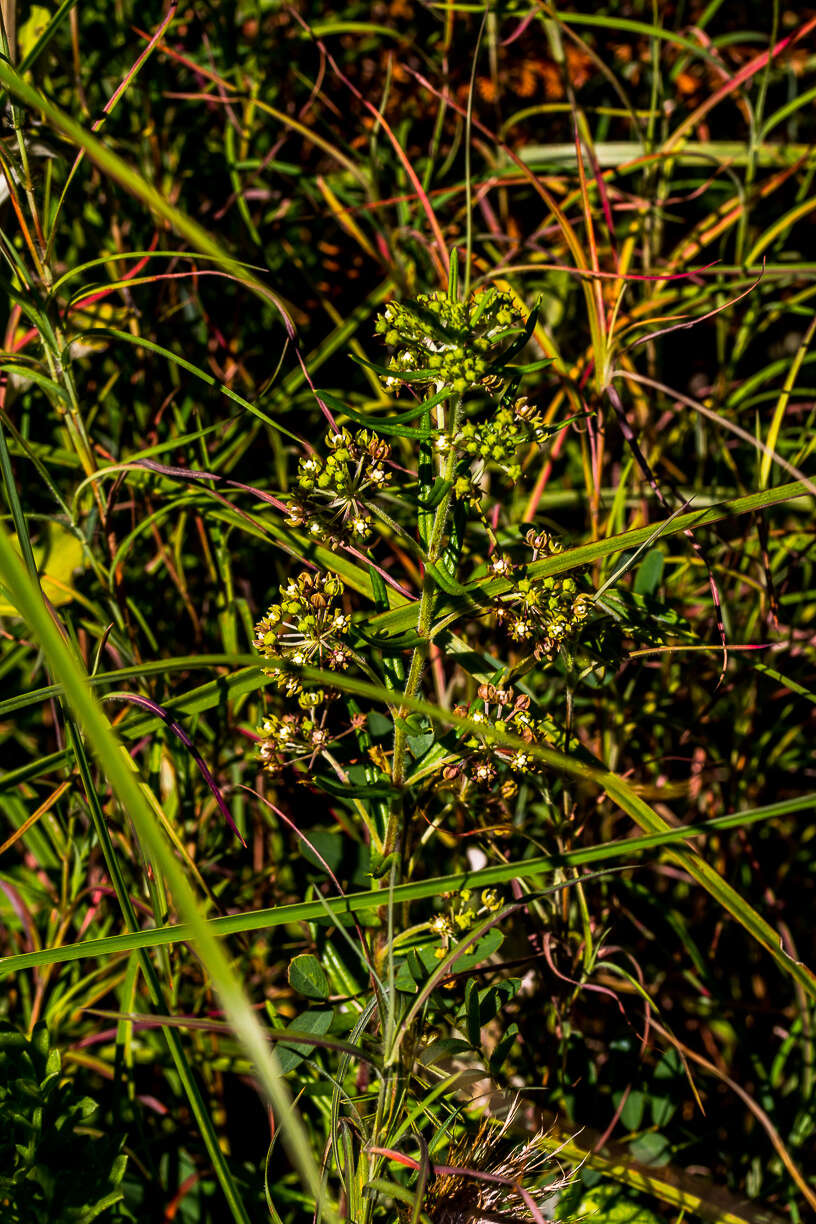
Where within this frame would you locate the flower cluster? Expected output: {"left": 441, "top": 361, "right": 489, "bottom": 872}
{"left": 286, "top": 427, "right": 391, "bottom": 546}
{"left": 448, "top": 399, "right": 542, "bottom": 489}
{"left": 445, "top": 684, "right": 559, "bottom": 791}
{"left": 257, "top": 690, "right": 334, "bottom": 774}
{"left": 374, "top": 288, "right": 525, "bottom": 393}
{"left": 255, "top": 685, "right": 368, "bottom": 776}
{"left": 491, "top": 530, "right": 592, "bottom": 659}
{"left": 429, "top": 887, "right": 504, "bottom": 958}
{"left": 253, "top": 571, "right": 352, "bottom": 694}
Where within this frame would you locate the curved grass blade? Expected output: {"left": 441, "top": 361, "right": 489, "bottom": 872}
{"left": 0, "top": 521, "right": 339, "bottom": 1223}
{"left": 2, "top": 793, "right": 812, "bottom": 980}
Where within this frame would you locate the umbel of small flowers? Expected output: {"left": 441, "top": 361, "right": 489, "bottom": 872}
{"left": 429, "top": 886, "right": 503, "bottom": 959}
{"left": 257, "top": 689, "right": 331, "bottom": 774}
{"left": 436, "top": 394, "right": 549, "bottom": 496}
{"left": 252, "top": 570, "right": 352, "bottom": 696}
{"left": 374, "top": 288, "right": 525, "bottom": 394}
{"left": 287, "top": 426, "right": 392, "bottom": 547}
{"left": 256, "top": 688, "right": 367, "bottom": 776}
{"left": 490, "top": 530, "right": 592, "bottom": 660}
{"left": 444, "top": 684, "right": 559, "bottom": 792}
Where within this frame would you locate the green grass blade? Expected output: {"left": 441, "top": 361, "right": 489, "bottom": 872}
{"left": 0, "top": 59, "right": 300, "bottom": 327}
{"left": 0, "top": 520, "right": 338, "bottom": 1222}
{"left": 3, "top": 794, "right": 812, "bottom": 980}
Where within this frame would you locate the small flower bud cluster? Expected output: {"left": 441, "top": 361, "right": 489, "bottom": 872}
{"left": 511, "top": 394, "right": 549, "bottom": 441}
{"left": 430, "top": 887, "right": 504, "bottom": 958}
{"left": 491, "top": 530, "right": 592, "bottom": 660}
{"left": 455, "top": 404, "right": 530, "bottom": 484}
{"left": 439, "top": 396, "right": 549, "bottom": 498}
{"left": 287, "top": 427, "right": 391, "bottom": 547}
{"left": 445, "top": 684, "right": 557, "bottom": 790}
{"left": 374, "top": 288, "right": 524, "bottom": 394}
{"left": 257, "top": 690, "right": 333, "bottom": 774}
{"left": 252, "top": 570, "right": 351, "bottom": 694}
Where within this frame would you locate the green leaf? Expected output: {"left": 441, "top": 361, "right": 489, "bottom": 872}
{"left": 401, "top": 714, "right": 434, "bottom": 760}
{"left": 487, "top": 300, "right": 540, "bottom": 369}
{"left": 0, "top": 362, "right": 70, "bottom": 401}
{"left": 417, "top": 476, "right": 452, "bottom": 510}
{"left": 424, "top": 560, "right": 473, "bottom": 597}
{"left": 615, "top": 1089, "right": 645, "bottom": 1131}
{"left": 311, "top": 774, "right": 395, "bottom": 801}
{"left": 633, "top": 548, "right": 665, "bottom": 597}
{"left": 507, "top": 356, "right": 552, "bottom": 374}
{"left": 649, "top": 1094, "right": 676, "bottom": 1128}
{"left": 488, "top": 1022, "right": 519, "bottom": 1075}
{"left": 276, "top": 1011, "right": 334, "bottom": 1073}
{"left": 349, "top": 352, "right": 444, "bottom": 384}
{"left": 356, "top": 625, "right": 426, "bottom": 651}
{"left": 465, "top": 979, "right": 481, "bottom": 1047}
{"left": 288, "top": 955, "right": 330, "bottom": 1001}
{"left": 366, "top": 710, "right": 393, "bottom": 737}
{"left": 299, "top": 829, "right": 345, "bottom": 874}
{"left": 421, "top": 1037, "right": 474, "bottom": 1064}
{"left": 317, "top": 390, "right": 432, "bottom": 439}
{"left": 470, "top": 980, "right": 519, "bottom": 1031}
{"left": 628, "top": 1132, "right": 670, "bottom": 1167}
{"left": 653, "top": 1048, "right": 683, "bottom": 1080}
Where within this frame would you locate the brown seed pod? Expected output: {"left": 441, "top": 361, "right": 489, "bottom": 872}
{"left": 422, "top": 1104, "right": 573, "bottom": 1224}
{"left": 524, "top": 527, "right": 551, "bottom": 552}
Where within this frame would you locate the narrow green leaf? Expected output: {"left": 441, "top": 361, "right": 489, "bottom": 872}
{"left": 0, "top": 521, "right": 338, "bottom": 1222}
{"left": 3, "top": 794, "right": 812, "bottom": 982}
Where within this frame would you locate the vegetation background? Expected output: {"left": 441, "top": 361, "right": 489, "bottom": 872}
{"left": 0, "top": 1, "right": 815, "bottom": 1222}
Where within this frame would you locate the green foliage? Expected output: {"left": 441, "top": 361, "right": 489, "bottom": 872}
{"left": 558, "top": 1179, "right": 665, "bottom": 1223}
{"left": 288, "top": 955, "right": 330, "bottom": 1001}
{"left": 0, "top": 1023, "right": 127, "bottom": 1223}
{"left": 0, "top": 2, "right": 815, "bottom": 1222}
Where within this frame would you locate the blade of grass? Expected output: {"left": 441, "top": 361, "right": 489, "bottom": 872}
{"left": 0, "top": 59, "right": 301, "bottom": 329}
{"left": 0, "top": 519, "right": 339, "bottom": 1222}
{"left": 2, "top": 792, "right": 812, "bottom": 977}
{"left": 65, "top": 719, "right": 253, "bottom": 1224}
{"left": 759, "top": 313, "right": 816, "bottom": 487}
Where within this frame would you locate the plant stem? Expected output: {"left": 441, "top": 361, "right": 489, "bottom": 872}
{"left": 386, "top": 397, "right": 462, "bottom": 855}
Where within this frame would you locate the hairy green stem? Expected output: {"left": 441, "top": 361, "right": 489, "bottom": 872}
{"left": 388, "top": 397, "right": 461, "bottom": 810}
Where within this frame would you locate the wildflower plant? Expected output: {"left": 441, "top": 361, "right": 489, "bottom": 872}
{"left": 244, "top": 258, "right": 606, "bottom": 1220}
{"left": 251, "top": 261, "right": 592, "bottom": 865}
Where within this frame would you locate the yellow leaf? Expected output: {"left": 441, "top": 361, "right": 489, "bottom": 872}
{"left": 18, "top": 6, "right": 52, "bottom": 62}
{"left": 0, "top": 524, "right": 84, "bottom": 616}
